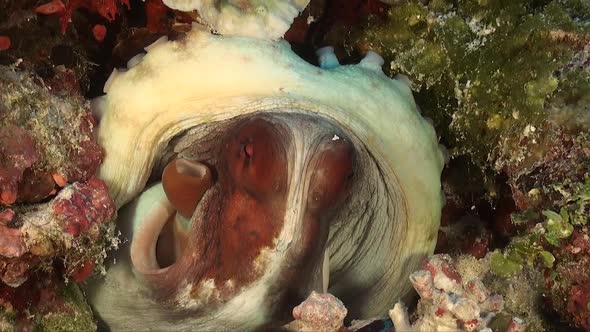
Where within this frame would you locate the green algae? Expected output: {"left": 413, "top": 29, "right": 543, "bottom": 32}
{"left": 490, "top": 229, "right": 555, "bottom": 277}
{"left": 333, "top": 0, "right": 589, "bottom": 184}
{"left": 34, "top": 283, "right": 96, "bottom": 332}
{"left": 491, "top": 175, "right": 590, "bottom": 277}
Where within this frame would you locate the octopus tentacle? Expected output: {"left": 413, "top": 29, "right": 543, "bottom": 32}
{"left": 162, "top": 158, "right": 212, "bottom": 219}
{"left": 316, "top": 46, "right": 340, "bottom": 70}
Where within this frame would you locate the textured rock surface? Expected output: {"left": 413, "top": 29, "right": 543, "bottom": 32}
{"left": 0, "top": 66, "right": 104, "bottom": 205}
{"left": 0, "top": 65, "right": 116, "bottom": 330}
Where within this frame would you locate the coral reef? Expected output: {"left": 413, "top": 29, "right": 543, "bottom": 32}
{"left": 0, "top": 66, "right": 103, "bottom": 205}
{"left": 0, "top": 0, "right": 589, "bottom": 330}
{"left": 455, "top": 255, "right": 548, "bottom": 331}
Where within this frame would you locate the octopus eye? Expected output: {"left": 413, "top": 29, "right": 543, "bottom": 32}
{"left": 242, "top": 142, "right": 254, "bottom": 159}
{"left": 162, "top": 158, "right": 213, "bottom": 219}
{"left": 226, "top": 118, "right": 287, "bottom": 198}
{"left": 307, "top": 136, "right": 355, "bottom": 212}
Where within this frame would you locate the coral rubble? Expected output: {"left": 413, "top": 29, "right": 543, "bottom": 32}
{"left": 286, "top": 291, "right": 348, "bottom": 332}
{"left": 390, "top": 254, "right": 524, "bottom": 332}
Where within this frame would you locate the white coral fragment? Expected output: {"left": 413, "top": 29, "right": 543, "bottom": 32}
{"left": 161, "top": 0, "right": 310, "bottom": 40}
{"left": 390, "top": 254, "right": 526, "bottom": 332}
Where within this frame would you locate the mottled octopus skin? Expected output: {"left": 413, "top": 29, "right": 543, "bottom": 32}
{"left": 88, "top": 26, "right": 445, "bottom": 331}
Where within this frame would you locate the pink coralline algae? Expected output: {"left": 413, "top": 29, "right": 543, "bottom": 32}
{"left": 390, "top": 254, "right": 526, "bottom": 332}
{"left": 547, "top": 229, "right": 590, "bottom": 331}
{"left": 0, "top": 66, "right": 104, "bottom": 206}
{"left": 287, "top": 291, "right": 348, "bottom": 332}
{"left": 0, "top": 178, "right": 115, "bottom": 286}
{"left": 54, "top": 177, "right": 115, "bottom": 237}
{"left": 0, "top": 65, "right": 116, "bottom": 289}
{"left": 0, "top": 126, "right": 40, "bottom": 205}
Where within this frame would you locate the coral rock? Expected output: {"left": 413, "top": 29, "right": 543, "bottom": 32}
{"left": 0, "top": 177, "right": 115, "bottom": 286}
{"left": 54, "top": 177, "right": 115, "bottom": 237}
{"left": 0, "top": 125, "right": 40, "bottom": 206}
{"left": 390, "top": 254, "right": 524, "bottom": 332}
{"left": 286, "top": 291, "right": 347, "bottom": 332}
{"left": 0, "top": 66, "right": 105, "bottom": 205}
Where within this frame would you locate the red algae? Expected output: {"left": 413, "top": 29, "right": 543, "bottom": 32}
{"left": 145, "top": 0, "right": 169, "bottom": 33}
{"left": 568, "top": 284, "right": 590, "bottom": 331}
{"left": 92, "top": 24, "right": 107, "bottom": 42}
{"left": 35, "top": 0, "right": 119, "bottom": 33}
{"left": 0, "top": 125, "right": 40, "bottom": 206}
{"left": 35, "top": 0, "right": 66, "bottom": 15}
{"left": 0, "top": 36, "right": 10, "bottom": 51}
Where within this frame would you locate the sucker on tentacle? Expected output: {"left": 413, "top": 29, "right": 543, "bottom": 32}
{"left": 316, "top": 46, "right": 340, "bottom": 70}
{"left": 358, "top": 51, "right": 385, "bottom": 72}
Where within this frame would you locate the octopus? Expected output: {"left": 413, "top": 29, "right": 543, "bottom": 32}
{"left": 86, "top": 0, "right": 446, "bottom": 330}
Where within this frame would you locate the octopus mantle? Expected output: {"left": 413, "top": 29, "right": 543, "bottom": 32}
{"left": 88, "top": 27, "right": 445, "bottom": 331}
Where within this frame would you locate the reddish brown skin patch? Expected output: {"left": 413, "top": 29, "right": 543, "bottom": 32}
{"left": 162, "top": 158, "right": 213, "bottom": 219}
{"left": 226, "top": 119, "right": 288, "bottom": 201}
{"left": 148, "top": 118, "right": 356, "bottom": 312}
{"left": 306, "top": 139, "right": 355, "bottom": 213}
{"left": 149, "top": 118, "right": 289, "bottom": 303}
{"left": 297, "top": 138, "right": 355, "bottom": 261}
{"left": 209, "top": 119, "right": 288, "bottom": 283}
{"left": 278, "top": 137, "right": 354, "bottom": 315}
